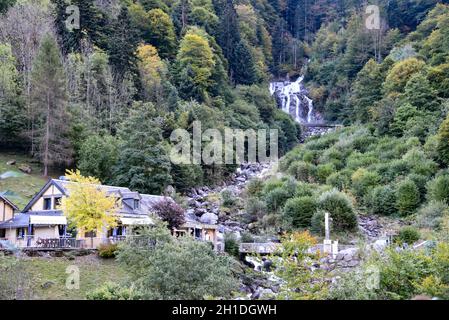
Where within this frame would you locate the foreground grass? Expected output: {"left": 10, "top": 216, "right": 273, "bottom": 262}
{"left": 0, "top": 152, "right": 61, "bottom": 210}
{"left": 23, "top": 255, "right": 128, "bottom": 300}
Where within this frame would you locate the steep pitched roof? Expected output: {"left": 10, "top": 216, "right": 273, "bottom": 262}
{"left": 0, "top": 193, "right": 19, "bottom": 211}
{"left": 22, "top": 179, "right": 66, "bottom": 212}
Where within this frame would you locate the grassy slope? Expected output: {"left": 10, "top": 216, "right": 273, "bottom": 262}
{"left": 23, "top": 255, "right": 127, "bottom": 300}
{"left": 0, "top": 152, "right": 62, "bottom": 210}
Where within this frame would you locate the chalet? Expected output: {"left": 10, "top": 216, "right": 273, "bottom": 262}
{"left": 0, "top": 179, "right": 222, "bottom": 250}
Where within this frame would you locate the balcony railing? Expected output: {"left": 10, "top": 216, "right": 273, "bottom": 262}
{"left": 34, "top": 237, "right": 85, "bottom": 249}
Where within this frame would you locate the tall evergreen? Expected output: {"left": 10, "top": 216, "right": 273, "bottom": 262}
{"left": 30, "top": 34, "right": 72, "bottom": 176}
{"left": 54, "top": 0, "right": 109, "bottom": 54}
{"left": 112, "top": 102, "right": 172, "bottom": 194}
{"left": 108, "top": 7, "right": 139, "bottom": 79}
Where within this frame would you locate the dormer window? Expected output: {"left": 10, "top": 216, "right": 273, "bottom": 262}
{"left": 43, "top": 198, "right": 51, "bottom": 210}
{"left": 133, "top": 199, "right": 140, "bottom": 209}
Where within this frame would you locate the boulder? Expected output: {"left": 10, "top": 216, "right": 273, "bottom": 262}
{"left": 18, "top": 164, "right": 32, "bottom": 174}
{"left": 200, "top": 212, "right": 218, "bottom": 224}
{"left": 6, "top": 160, "right": 16, "bottom": 165}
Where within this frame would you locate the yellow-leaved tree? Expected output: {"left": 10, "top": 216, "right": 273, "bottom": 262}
{"left": 59, "top": 170, "right": 118, "bottom": 245}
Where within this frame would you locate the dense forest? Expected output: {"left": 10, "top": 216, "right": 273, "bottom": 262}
{"left": 2, "top": 0, "right": 449, "bottom": 301}
{"left": 1, "top": 0, "right": 448, "bottom": 195}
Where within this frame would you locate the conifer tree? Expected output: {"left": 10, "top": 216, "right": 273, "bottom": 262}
{"left": 437, "top": 115, "right": 449, "bottom": 167}
{"left": 30, "top": 34, "right": 72, "bottom": 176}
{"left": 112, "top": 102, "right": 172, "bottom": 194}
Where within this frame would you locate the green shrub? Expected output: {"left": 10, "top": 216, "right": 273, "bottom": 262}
{"left": 326, "top": 171, "right": 351, "bottom": 190}
{"left": 366, "top": 185, "right": 397, "bottom": 216}
{"left": 245, "top": 197, "right": 266, "bottom": 221}
{"left": 398, "top": 226, "right": 420, "bottom": 245}
{"left": 318, "top": 189, "right": 357, "bottom": 231}
{"left": 87, "top": 282, "right": 137, "bottom": 300}
{"left": 224, "top": 233, "right": 239, "bottom": 257}
{"left": 396, "top": 178, "right": 420, "bottom": 216}
{"left": 417, "top": 201, "right": 449, "bottom": 230}
{"left": 266, "top": 187, "right": 290, "bottom": 213}
{"left": 98, "top": 243, "right": 118, "bottom": 258}
{"left": 262, "top": 178, "right": 284, "bottom": 195}
{"left": 282, "top": 196, "right": 317, "bottom": 229}
{"left": 351, "top": 168, "right": 381, "bottom": 200}
{"left": 246, "top": 178, "right": 264, "bottom": 198}
{"left": 311, "top": 210, "right": 326, "bottom": 236}
{"left": 386, "top": 159, "right": 410, "bottom": 180}
{"left": 240, "top": 232, "right": 254, "bottom": 243}
{"left": 346, "top": 152, "right": 378, "bottom": 170}
{"left": 288, "top": 161, "right": 315, "bottom": 182}
{"left": 315, "top": 163, "right": 336, "bottom": 183}
{"left": 407, "top": 173, "right": 429, "bottom": 199}
{"left": 426, "top": 175, "right": 449, "bottom": 205}
{"left": 295, "top": 182, "right": 314, "bottom": 197}
{"left": 403, "top": 148, "right": 438, "bottom": 176}
{"left": 221, "top": 189, "right": 236, "bottom": 207}
{"left": 302, "top": 150, "right": 316, "bottom": 163}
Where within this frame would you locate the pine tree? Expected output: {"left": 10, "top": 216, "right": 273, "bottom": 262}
{"left": 30, "top": 34, "right": 72, "bottom": 176}
{"left": 232, "top": 41, "right": 258, "bottom": 85}
{"left": 404, "top": 73, "right": 439, "bottom": 111}
{"left": 0, "top": 43, "right": 25, "bottom": 146}
{"left": 112, "top": 102, "right": 172, "bottom": 194}
{"left": 54, "top": 0, "right": 109, "bottom": 54}
{"left": 108, "top": 6, "right": 139, "bottom": 79}
{"left": 437, "top": 115, "right": 449, "bottom": 167}
{"left": 351, "top": 59, "right": 383, "bottom": 122}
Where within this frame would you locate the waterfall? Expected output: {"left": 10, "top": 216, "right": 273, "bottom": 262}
{"left": 270, "top": 76, "right": 321, "bottom": 124}
{"left": 305, "top": 96, "right": 314, "bottom": 123}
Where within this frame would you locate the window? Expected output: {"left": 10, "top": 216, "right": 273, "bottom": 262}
{"left": 0, "top": 229, "right": 5, "bottom": 238}
{"left": 133, "top": 199, "right": 139, "bottom": 209}
{"left": 43, "top": 198, "right": 51, "bottom": 210}
{"left": 84, "top": 231, "right": 96, "bottom": 238}
{"left": 54, "top": 197, "right": 62, "bottom": 209}
{"left": 17, "top": 228, "right": 26, "bottom": 239}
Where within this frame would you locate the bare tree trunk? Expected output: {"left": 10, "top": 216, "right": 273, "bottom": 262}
{"left": 44, "top": 92, "right": 50, "bottom": 177}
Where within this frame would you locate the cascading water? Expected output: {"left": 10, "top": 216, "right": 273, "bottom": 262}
{"left": 270, "top": 76, "right": 321, "bottom": 124}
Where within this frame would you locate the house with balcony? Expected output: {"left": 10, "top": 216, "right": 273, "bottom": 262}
{"left": 0, "top": 179, "right": 222, "bottom": 251}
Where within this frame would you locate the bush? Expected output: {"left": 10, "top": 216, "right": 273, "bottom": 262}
{"left": 87, "top": 282, "right": 137, "bottom": 300}
{"left": 295, "top": 182, "right": 315, "bottom": 197}
{"left": 417, "top": 201, "right": 449, "bottom": 230}
{"left": 245, "top": 197, "right": 266, "bottom": 222}
{"left": 318, "top": 189, "right": 357, "bottom": 231}
{"left": 246, "top": 178, "right": 264, "bottom": 197}
{"left": 426, "top": 175, "right": 449, "bottom": 205}
{"left": 152, "top": 198, "right": 186, "bottom": 229}
{"left": 398, "top": 226, "right": 420, "bottom": 245}
{"left": 283, "top": 196, "right": 317, "bottom": 229}
{"left": 351, "top": 168, "right": 380, "bottom": 200}
{"left": 326, "top": 170, "right": 351, "bottom": 191}
{"left": 396, "top": 179, "right": 420, "bottom": 216}
{"left": 98, "top": 243, "right": 118, "bottom": 259}
{"left": 311, "top": 210, "right": 326, "bottom": 236}
{"left": 265, "top": 187, "right": 290, "bottom": 213}
{"left": 366, "top": 185, "right": 397, "bottom": 216}
{"left": 315, "top": 163, "right": 336, "bottom": 183}
{"left": 224, "top": 233, "right": 239, "bottom": 257}
{"left": 407, "top": 173, "right": 429, "bottom": 199}
{"left": 221, "top": 189, "right": 236, "bottom": 207}
{"left": 261, "top": 178, "right": 284, "bottom": 195}
{"left": 288, "top": 161, "right": 315, "bottom": 182}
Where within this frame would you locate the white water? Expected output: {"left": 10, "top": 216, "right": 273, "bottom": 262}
{"left": 269, "top": 76, "right": 318, "bottom": 124}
